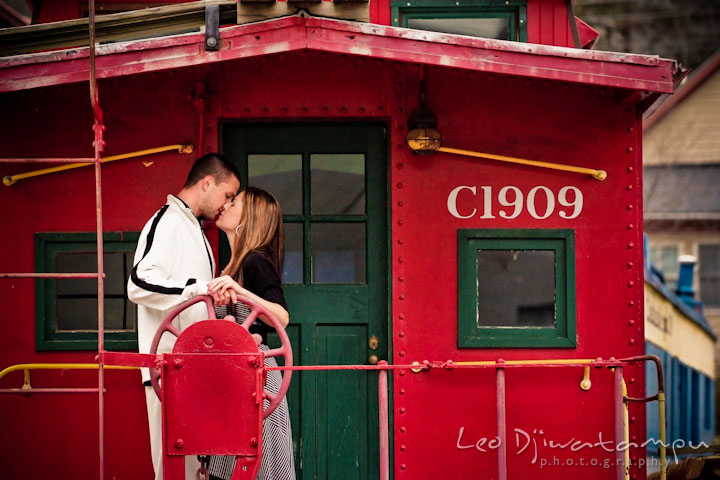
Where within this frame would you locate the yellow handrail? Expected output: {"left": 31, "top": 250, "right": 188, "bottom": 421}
{"left": 3, "top": 144, "right": 194, "bottom": 186}
{"left": 437, "top": 146, "right": 608, "bottom": 181}
{"left": 0, "top": 363, "right": 137, "bottom": 383}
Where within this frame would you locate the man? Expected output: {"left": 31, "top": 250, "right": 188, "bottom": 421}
{"left": 128, "top": 153, "right": 241, "bottom": 480}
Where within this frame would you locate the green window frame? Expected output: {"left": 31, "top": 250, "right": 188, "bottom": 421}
{"left": 35, "top": 232, "right": 139, "bottom": 351}
{"left": 458, "top": 229, "right": 576, "bottom": 348}
{"left": 392, "top": 0, "right": 528, "bottom": 42}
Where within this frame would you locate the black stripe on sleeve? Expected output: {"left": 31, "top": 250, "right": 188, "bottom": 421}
{"left": 130, "top": 205, "right": 186, "bottom": 295}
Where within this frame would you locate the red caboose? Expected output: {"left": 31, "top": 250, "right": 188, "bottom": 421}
{"left": 0, "top": 1, "right": 679, "bottom": 478}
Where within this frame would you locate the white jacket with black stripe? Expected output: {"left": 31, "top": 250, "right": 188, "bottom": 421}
{"left": 128, "top": 194, "right": 215, "bottom": 382}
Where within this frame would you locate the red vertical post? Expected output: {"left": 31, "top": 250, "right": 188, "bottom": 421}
{"left": 378, "top": 361, "right": 390, "bottom": 480}
{"left": 88, "top": 0, "right": 106, "bottom": 478}
{"left": 496, "top": 360, "right": 507, "bottom": 480}
{"left": 614, "top": 366, "right": 625, "bottom": 480}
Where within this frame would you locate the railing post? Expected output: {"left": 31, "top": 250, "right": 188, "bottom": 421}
{"left": 614, "top": 366, "right": 626, "bottom": 480}
{"left": 378, "top": 361, "right": 390, "bottom": 480}
{"left": 496, "top": 359, "right": 507, "bottom": 480}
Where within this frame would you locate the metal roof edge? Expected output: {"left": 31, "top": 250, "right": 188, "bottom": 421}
{"left": 0, "top": 13, "right": 677, "bottom": 94}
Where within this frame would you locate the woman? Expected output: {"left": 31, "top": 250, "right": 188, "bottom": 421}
{"left": 206, "top": 186, "right": 296, "bottom": 480}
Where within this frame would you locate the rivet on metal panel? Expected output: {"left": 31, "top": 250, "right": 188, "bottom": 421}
{"left": 627, "top": 166, "right": 634, "bottom": 173}
{"left": 398, "top": 202, "right": 404, "bottom": 208}
{"left": 301, "top": 107, "right": 309, "bottom": 114}
{"left": 250, "top": 437, "right": 258, "bottom": 447}
{"left": 630, "top": 378, "right": 636, "bottom": 384}
{"left": 626, "top": 146, "right": 634, "bottom": 153}
{"left": 628, "top": 281, "right": 634, "bottom": 288}
{"left": 321, "top": 106, "right": 329, "bottom": 113}
{"left": 627, "top": 242, "right": 634, "bottom": 249}
{"left": 627, "top": 185, "right": 633, "bottom": 191}
{"left": 400, "top": 464, "right": 407, "bottom": 470}
{"left": 398, "top": 275, "right": 404, "bottom": 281}
{"left": 359, "top": 107, "right": 366, "bottom": 113}
{"left": 627, "top": 126, "right": 635, "bottom": 133}
{"left": 400, "top": 426, "right": 407, "bottom": 433}
{"left": 399, "top": 407, "right": 406, "bottom": 414}
{"left": 399, "top": 445, "right": 406, "bottom": 452}
{"left": 628, "top": 319, "right": 635, "bottom": 326}
{"left": 399, "top": 389, "right": 406, "bottom": 395}
{"left": 628, "top": 301, "right": 634, "bottom": 307}
{"left": 262, "top": 107, "right": 269, "bottom": 113}
{"left": 398, "top": 220, "right": 404, "bottom": 227}
{"left": 398, "top": 331, "right": 405, "bottom": 338}
{"left": 175, "top": 439, "right": 184, "bottom": 450}
{"left": 397, "top": 239, "right": 404, "bottom": 245}
{"left": 397, "top": 163, "right": 404, "bottom": 169}
{"left": 340, "top": 107, "right": 348, "bottom": 113}
{"left": 629, "top": 338, "right": 635, "bottom": 346}
{"left": 399, "top": 294, "right": 405, "bottom": 300}
{"left": 398, "top": 314, "right": 405, "bottom": 320}
{"left": 280, "top": 107, "right": 288, "bottom": 113}
{"left": 627, "top": 262, "right": 634, "bottom": 269}
{"left": 627, "top": 205, "right": 633, "bottom": 211}
{"left": 627, "top": 224, "right": 634, "bottom": 230}
{"left": 399, "top": 370, "right": 406, "bottom": 377}
{"left": 631, "top": 435, "right": 637, "bottom": 441}
{"left": 378, "top": 106, "right": 385, "bottom": 112}
{"left": 630, "top": 416, "right": 636, "bottom": 423}
{"left": 174, "top": 359, "right": 183, "bottom": 369}
{"left": 399, "top": 350, "right": 405, "bottom": 357}
{"left": 397, "top": 182, "right": 404, "bottom": 189}
{"left": 244, "top": 108, "right": 251, "bottom": 113}
{"left": 204, "top": 336, "right": 214, "bottom": 346}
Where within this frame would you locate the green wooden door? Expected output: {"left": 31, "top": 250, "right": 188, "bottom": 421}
{"left": 223, "top": 123, "right": 389, "bottom": 479}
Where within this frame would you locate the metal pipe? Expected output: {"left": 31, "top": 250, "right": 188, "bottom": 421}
{"left": 0, "top": 273, "right": 102, "bottom": 279}
{"left": 622, "top": 379, "right": 630, "bottom": 480}
{"left": 0, "top": 388, "right": 102, "bottom": 394}
{"left": 378, "top": 361, "right": 389, "bottom": 480}
{"left": 496, "top": 360, "right": 507, "bottom": 480}
{"left": 614, "top": 367, "right": 625, "bottom": 480}
{"left": 437, "top": 146, "right": 608, "bottom": 181}
{"left": 0, "top": 363, "right": 136, "bottom": 381}
{"left": 2, "top": 144, "right": 193, "bottom": 186}
{"left": 658, "top": 392, "right": 667, "bottom": 480}
{"left": 0, "top": 158, "right": 95, "bottom": 164}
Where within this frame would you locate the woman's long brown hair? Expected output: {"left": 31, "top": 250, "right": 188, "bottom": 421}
{"left": 224, "top": 187, "right": 284, "bottom": 283}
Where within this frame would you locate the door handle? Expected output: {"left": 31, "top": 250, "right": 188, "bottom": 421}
{"left": 368, "top": 354, "right": 379, "bottom": 365}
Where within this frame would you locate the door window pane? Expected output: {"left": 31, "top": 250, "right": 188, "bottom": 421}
{"left": 283, "top": 223, "right": 303, "bottom": 284}
{"left": 311, "top": 154, "right": 365, "bottom": 215}
{"left": 312, "top": 224, "right": 366, "bottom": 284}
{"left": 249, "top": 155, "right": 302, "bottom": 215}
{"left": 408, "top": 17, "right": 510, "bottom": 40}
{"left": 476, "top": 249, "right": 556, "bottom": 327}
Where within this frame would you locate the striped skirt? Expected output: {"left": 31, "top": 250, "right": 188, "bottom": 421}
{"left": 208, "top": 305, "right": 296, "bottom": 480}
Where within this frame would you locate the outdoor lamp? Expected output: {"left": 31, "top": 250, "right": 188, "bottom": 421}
{"left": 405, "top": 82, "right": 442, "bottom": 154}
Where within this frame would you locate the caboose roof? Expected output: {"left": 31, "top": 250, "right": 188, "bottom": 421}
{"left": 0, "top": 12, "right": 678, "bottom": 94}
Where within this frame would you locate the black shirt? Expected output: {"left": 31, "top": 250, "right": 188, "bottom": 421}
{"left": 239, "top": 251, "right": 287, "bottom": 343}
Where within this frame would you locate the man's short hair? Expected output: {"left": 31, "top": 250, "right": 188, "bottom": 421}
{"left": 183, "top": 153, "right": 241, "bottom": 188}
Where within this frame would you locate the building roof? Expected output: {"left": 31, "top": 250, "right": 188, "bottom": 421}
{"left": 0, "top": 12, "right": 679, "bottom": 94}
{"left": 645, "top": 267, "right": 717, "bottom": 341}
{"left": 644, "top": 164, "right": 720, "bottom": 220}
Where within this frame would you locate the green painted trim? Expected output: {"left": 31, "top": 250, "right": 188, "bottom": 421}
{"left": 457, "top": 229, "right": 576, "bottom": 348}
{"left": 392, "top": 0, "right": 528, "bottom": 42}
{"left": 35, "top": 232, "right": 140, "bottom": 351}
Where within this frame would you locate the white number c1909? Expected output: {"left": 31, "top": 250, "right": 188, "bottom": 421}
{"left": 447, "top": 185, "right": 583, "bottom": 220}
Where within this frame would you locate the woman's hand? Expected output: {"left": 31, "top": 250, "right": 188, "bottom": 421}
{"left": 208, "top": 275, "right": 246, "bottom": 305}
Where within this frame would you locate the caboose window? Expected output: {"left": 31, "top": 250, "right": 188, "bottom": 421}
{"left": 457, "top": 229, "right": 576, "bottom": 348}
{"left": 392, "top": 0, "right": 528, "bottom": 43}
{"left": 35, "top": 232, "right": 139, "bottom": 350}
